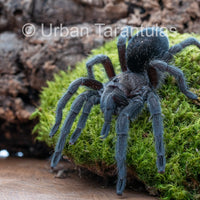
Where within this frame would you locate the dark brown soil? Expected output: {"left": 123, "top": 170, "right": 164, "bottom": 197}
{"left": 0, "top": 158, "right": 158, "bottom": 200}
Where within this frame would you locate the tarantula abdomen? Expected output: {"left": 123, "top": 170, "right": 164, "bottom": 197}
{"left": 126, "top": 28, "right": 170, "bottom": 73}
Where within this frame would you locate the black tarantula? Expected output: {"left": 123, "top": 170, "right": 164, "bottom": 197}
{"left": 49, "top": 27, "right": 200, "bottom": 195}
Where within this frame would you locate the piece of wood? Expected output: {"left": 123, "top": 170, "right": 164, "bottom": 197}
{"left": 0, "top": 158, "right": 158, "bottom": 200}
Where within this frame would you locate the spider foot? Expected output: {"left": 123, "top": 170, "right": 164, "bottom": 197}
{"left": 158, "top": 170, "right": 165, "bottom": 174}
{"left": 157, "top": 155, "right": 166, "bottom": 173}
{"left": 185, "top": 91, "right": 198, "bottom": 100}
{"left": 69, "top": 141, "right": 74, "bottom": 145}
{"left": 69, "top": 128, "right": 82, "bottom": 145}
{"left": 51, "top": 151, "right": 62, "bottom": 168}
{"left": 49, "top": 123, "right": 59, "bottom": 138}
{"left": 116, "top": 177, "right": 126, "bottom": 196}
{"left": 100, "top": 122, "right": 110, "bottom": 139}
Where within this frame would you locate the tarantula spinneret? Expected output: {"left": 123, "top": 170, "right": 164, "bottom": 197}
{"left": 49, "top": 27, "right": 200, "bottom": 195}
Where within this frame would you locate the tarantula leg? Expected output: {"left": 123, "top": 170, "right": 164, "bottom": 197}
{"left": 100, "top": 87, "right": 128, "bottom": 139}
{"left": 86, "top": 54, "right": 116, "bottom": 80}
{"left": 69, "top": 93, "right": 100, "bottom": 145}
{"left": 147, "top": 92, "right": 166, "bottom": 173}
{"left": 49, "top": 78, "right": 103, "bottom": 137}
{"left": 100, "top": 87, "right": 115, "bottom": 139}
{"left": 117, "top": 26, "right": 133, "bottom": 72}
{"left": 150, "top": 60, "right": 198, "bottom": 100}
{"left": 51, "top": 91, "right": 97, "bottom": 168}
{"left": 169, "top": 37, "right": 200, "bottom": 55}
{"left": 100, "top": 95, "right": 115, "bottom": 139}
{"left": 115, "top": 97, "right": 144, "bottom": 195}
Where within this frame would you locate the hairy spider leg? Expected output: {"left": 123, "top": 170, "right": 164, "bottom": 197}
{"left": 150, "top": 60, "right": 198, "bottom": 100}
{"left": 169, "top": 37, "right": 200, "bottom": 55}
{"left": 115, "top": 97, "right": 144, "bottom": 195}
{"left": 112, "top": 88, "right": 129, "bottom": 107}
{"left": 117, "top": 26, "right": 133, "bottom": 72}
{"left": 51, "top": 90, "right": 101, "bottom": 168}
{"left": 147, "top": 92, "right": 166, "bottom": 173}
{"left": 100, "top": 87, "right": 116, "bottom": 139}
{"left": 86, "top": 54, "right": 116, "bottom": 80}
{"left": 69, "top": 93, "right": 100, "bottom": 145}
{"left": 49, "top": 78, "right": 103, "bottom": 138}
{"left": 100, "top": 87, "right": 129, "bottom": 139}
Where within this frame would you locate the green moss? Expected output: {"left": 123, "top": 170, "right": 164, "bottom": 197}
{"left": 32, "top": 31, "right": 200, "bottom": 200}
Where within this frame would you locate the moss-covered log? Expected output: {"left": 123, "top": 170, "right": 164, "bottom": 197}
{"left": 32, "top": 31, "right": 200, "bottom": 200}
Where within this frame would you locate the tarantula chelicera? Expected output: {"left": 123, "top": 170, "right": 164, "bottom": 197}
{"left": 49, "top": 27, "right": 200, "bottom": 195}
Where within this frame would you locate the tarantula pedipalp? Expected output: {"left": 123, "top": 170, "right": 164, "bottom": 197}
{"left": 49, "top": 27, "right": 200, "bottom": 195}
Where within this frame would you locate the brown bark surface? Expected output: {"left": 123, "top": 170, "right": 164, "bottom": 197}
{"left": 0, "top": 0, "right": 200, "bottom": 156}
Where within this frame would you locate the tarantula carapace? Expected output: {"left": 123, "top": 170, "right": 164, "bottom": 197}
{"left": 49, "top": 27, "right": 200, "bottom": 195}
